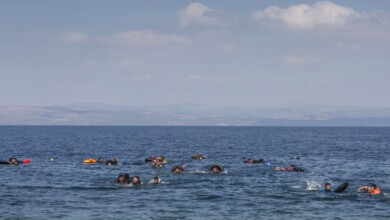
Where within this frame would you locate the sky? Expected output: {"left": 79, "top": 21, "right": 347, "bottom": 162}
{"left": 1, "top": 0, "right": 390, "bottom": 108}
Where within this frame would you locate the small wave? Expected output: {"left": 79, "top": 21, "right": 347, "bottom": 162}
{"left": 306, "top": 180, "right": 321, "bottom": 191}
{"left": 193, "top": 170, "right": 208, "bottom": 174}
{"left": 189, "top": 170, "right": 229, "bottom": 174}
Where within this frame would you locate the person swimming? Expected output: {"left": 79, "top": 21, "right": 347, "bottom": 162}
{"left": 244, "top": 159, "right": 264, "bottom": 163}
{"left": 0, "top": 157, "right": 30, "bottom": 165}
{"left": 151, "top": 161, "right": 164, "bottom": 168}
{"left": 357, "top": 183, "right": 381, "bottom": 195}
{"left": 275, "top": 164, "right": 304, "bottom": 172}
{"left": 8, "top": 157, "right": 19, "bottom": 165}
{"left": 149, "top": 176, "right": 161, "bottom": 184}
{"left": 191, "top": 153, "right": 206, "bottom": 160}
{"left": 132, "top": 176, "right": 141, "bottom": 185}
{"left": 116, "top": 173, "right": 131, "bottom": 184}
{"left": 321, "top": 182, "right": 334, "bottom": 193}
{"left": 171, "top": 165, "right": 185, "bottom": 174}
{"left": 209, "top": 164, "right": 224, "bottom": 173}
{"left": 105, "top": 157, "right": 118, "bottom": 166}
{"left": 155, "top": 155, "right": 168, "bottom": 164}
{"left": 145, "top": 155, "right": 168, "bottom": 164}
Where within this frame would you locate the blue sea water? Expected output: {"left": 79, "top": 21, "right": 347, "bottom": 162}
{"left": 0, "top": 126, "right": 389, "bottom": 220}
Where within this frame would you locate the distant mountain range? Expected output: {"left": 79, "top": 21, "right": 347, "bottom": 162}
{"left": 1, "top": 103, "right": 390, "bottom": 126}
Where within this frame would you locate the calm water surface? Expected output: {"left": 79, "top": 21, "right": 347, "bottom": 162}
{"left": 0, "top": 126, "right": 389, "bottom": 219}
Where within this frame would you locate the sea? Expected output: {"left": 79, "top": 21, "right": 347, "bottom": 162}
{"left": 0, "top": 126, "right": 389, "bottom": 220}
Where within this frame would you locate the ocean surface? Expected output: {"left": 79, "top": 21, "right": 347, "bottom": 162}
{"left": 0, "top": 126, "right": 389, "bottom": 220}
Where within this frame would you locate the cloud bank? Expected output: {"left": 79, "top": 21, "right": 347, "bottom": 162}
{"left": 252, "top": 1, "right": 359, "bottom": 30}
{"left": 178, "top": 3, "right": 224, "bottom": 27}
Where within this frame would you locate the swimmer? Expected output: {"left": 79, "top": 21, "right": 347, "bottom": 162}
{"left": 357, "top": 183, "right": 381, "bottom": 195}
{"left": 97, "top": 157, "right": 105, "bottom": 163}
{"left": 209, "top": 164, "right": 224, "bottom": 173}
{"left": 275, "top": 164, "right": 304, "bottom": 172}
{"left": 151, "top": 161, "right": 164, "bottom": 168}
{"left": 132, "top": 176, "right": 141, "bottom": 185}
{"left": 191, "top": 153, "right": 206, "bottom": 160}
{"left": 321, "top": 182, "right": 334, "bottom": 193}
{"left": 8, "top": 157, "right": 19, "bottom": 165}
{"left": 116, "top": 173, "right": 131, "bottom": 184}
{"left": 171, "top": 165, "right": 185, "bottom": 174}
{"left": 105, "top": 157, "right": 118, "bottom": 166}
{"left": 244, "top": 159, "right": 264, "bottom": 163}
{"left": 156, "top": 155, "right": 168, "bottom": 164}
{"left": 149, "top": 176, "right": 161, "bottom": 184}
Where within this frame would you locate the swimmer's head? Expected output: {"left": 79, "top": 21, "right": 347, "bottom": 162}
{"left": 325, "top": 182, "right": 331, "bottom": 191}
{"left": 289, "top": 165, "right": 295, "bottom": 171}
{"left": 132, "top": 176, "right": 141, "bottom": 185}
{"left": 172, "top": 165, "right": 184, "bottom": 174}
{"left": 151, "top": 176, "right": 161, "bottom": 184}
{"left": 116, "top": 173, "right": 130, "bottom": 183}
{"left": 156, "top": 155, "right": 165, "bottom": 162}
{"left": 370, "top": 183, "right": 377, "bottom": 189}
{"left": 9, "top": 157, "right": 18, "bottom": 164}
{"left": 209, "top": 165, "right": 223, "bottom": 173}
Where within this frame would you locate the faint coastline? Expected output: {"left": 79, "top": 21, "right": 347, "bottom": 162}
{"left": 2, "top": 103, "right": 390, "bottom": 126}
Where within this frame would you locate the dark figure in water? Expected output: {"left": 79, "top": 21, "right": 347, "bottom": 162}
{"left": 275, "top": 164, "right": 304, "bottom": 172}
{"left": 132, "top": 176, "right": 141, "bottom": 185}
{"left": 209, "top": 164, "right": 224, "bottom": 173}
{"left": 116, "top": 173, "right": 131, "bottom": 184}
{"left": 0, "top": 157, "right": 30, "bottom": 165}
{"left": 244, "top": 159, "right": 264, "bottom": 164}
{"left": 8, "top": 157, "right": 19, "bottom": 165}
{"left": 357, "top": 183, "right": 381, "bottom": 195}
{"left": 321, "top": 183, "right": 334, "bottom": 193}
{"left": 191, "top": 153, "right": 206, "bottom": 160}
{"left": 105, "top": 157, "right": 118, "bottom": 166}
{"left": 171, "top": 165, "right": 185, "bottom": 174}
{"left": 145, "top": 155, "right": 168, "bottom": 164}
{"left": 149, "top": 176, "right": 161, "bottom": 184}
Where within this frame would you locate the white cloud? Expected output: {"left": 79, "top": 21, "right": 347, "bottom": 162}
{"left": 252, "top": 1, "right": 359, "bottom": 30}
{"left": 98, "top": 30, "right": 190, "bottom": 45}
{"left": 54, "top": 31, "right": 89, "bottom": 44}
{"left": 178, "top": 3, "right": 224, "bottom": 27}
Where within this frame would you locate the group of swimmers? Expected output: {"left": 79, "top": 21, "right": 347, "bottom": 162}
{"left": 2, "top": 154, "right": 382, "bottom": 195}
{"left": 322, "top": 182, "right": 381, "bottom": 194}
{"left": 112, "top": 153, "right": 225, "bottom": 185}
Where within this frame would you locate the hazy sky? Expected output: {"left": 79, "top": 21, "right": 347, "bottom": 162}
{"left": 1, "top": 0, "right": 390, "bottom": 107}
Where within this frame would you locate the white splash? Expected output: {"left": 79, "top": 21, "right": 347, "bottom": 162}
{"left": 306, "top": 180, "right": 321, "bottom": 191}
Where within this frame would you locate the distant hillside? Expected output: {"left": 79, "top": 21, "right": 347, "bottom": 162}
{"left": 1, "top": 104, "right": 390, "bottom": 126}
